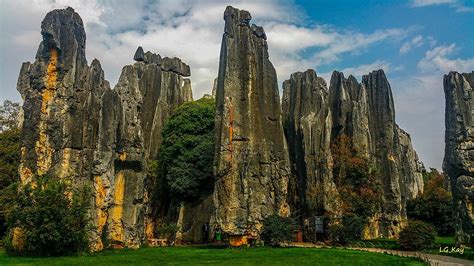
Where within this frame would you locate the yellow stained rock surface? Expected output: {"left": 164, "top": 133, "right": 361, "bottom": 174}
{"left": 19, "top": 163, "right": 32, "bottom": 185}
{"left": 119, "top": 152, "right": 127, "bottom": 161}
{"left": 110, "top": 172, "right": 125, "bottom": 243}
{"left": 35, "top": 48, "right": 58, "bottom": 176}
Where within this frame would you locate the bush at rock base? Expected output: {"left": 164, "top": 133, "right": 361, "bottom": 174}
{"left": 3, "top": 176, "right": 91, "bottom": 256}
{"left": 261, "top": 214, "right": 294, "bottom": 247}
{"left": 398, "top": 221, "right": 436, "bottom": 251}
{"left": 328, "top": 215, "right": 366, "bottom": 245}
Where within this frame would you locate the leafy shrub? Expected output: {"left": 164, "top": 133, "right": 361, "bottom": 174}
{"left": 261, "top": 214, "right": 294, "bottom": 246}
{"left": 329, "top": 215, "right": 366, "bottom": 245}
{"left": 156, "top": 224, "right": 179, "bottom": 243}
{"left": 398, "top": 221, "right": 436, "bottom": 251}
{"left": 4, "top": 176, "right": 91, "bottom": 256}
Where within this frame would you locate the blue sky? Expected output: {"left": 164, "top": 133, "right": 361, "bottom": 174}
{"left": 0, "top": 0, "right": 473, "bottom": 169}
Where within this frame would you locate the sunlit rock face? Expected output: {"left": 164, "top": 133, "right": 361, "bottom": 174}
{"left": 17, "top": 8, "right": 193, "bottom": 251}
{"left": 213, "top": 6, "right": 291, "bottom": 237}
{"left": 91, "top": 49, "right": 193, "bottom": 250}
{"left": 443, "top": 71, "right": 474, "bottom": 245}
{"left": 282, "top": 69, "right": 424, "bottom": 239}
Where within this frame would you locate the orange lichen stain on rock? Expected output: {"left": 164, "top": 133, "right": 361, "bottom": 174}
{"left": 145, "top": 218, "right": 154, "bottom": 239}
{"left": 119, "top": 152, "right": 127, "bottom": 161}
{"left": 59, "top": 148, "right": 72, "bottom": 179}
{"left": 94, "top": 176, "right": 107, "bottom": 229}
{"left": 12, "top": 227, "right": 25, "bottom": 252}
{"left": 35, "top": 48, "right": 58, "bottom": 176}
{"left": 41, "top": 48, "right": 58, "bottom": 114}
{"left": 93, "top": 175, "right": 108, "bottom": 251}
{"left": 388, "top": 154, "right": 396, "bottom": 162}
{"left": 35, "top": 129, "right": 53, "bottom": 176}
{"left": 110, "top": 172, "right": 125, "bottom": 244}
{"left": 228, "top": 235, "right": 248, "bottom": 247}
{"left": 19, "top": 164, "right": 33, "bottom": 185}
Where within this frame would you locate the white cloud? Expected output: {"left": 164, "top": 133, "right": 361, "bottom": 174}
{"left": 0, "top": 0, "right": 410, "bottom": 101}
{"left": 411, "top": 0, "right": 457, "bottom": 7}
{"left": 410, "top": 0, "right": 474, "bottom": 12}
{"left": 400, "top": 35, "right": 424, "bottom": 54}
{"left": 418, "top": 44, "right": 474, "bottom": 73}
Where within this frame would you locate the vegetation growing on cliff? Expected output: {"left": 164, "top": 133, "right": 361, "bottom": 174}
{"left": 330, "top": 135, "right": 383, "bottom": 243}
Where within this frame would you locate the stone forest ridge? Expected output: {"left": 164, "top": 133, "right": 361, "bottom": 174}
{"left": 13, "top": 5, "right": 473, "bottom": 250}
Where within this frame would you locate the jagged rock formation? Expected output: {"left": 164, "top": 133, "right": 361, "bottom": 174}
{"left": 443, "top": 71, "right": 474, "bottom": 245}
{"left": 282, "top": 70, "right": 339, "bottom": 217}
{"left": 92, "top": 48, "right": 193, "bottom": 250}
{"left": 213, "top": 6, "right": 290, "bottom": 237}
{"left": 17, "top": 8, "right": 193, "bottom": 251}
{"left": 17, "top": 7, "right": 108, "bottom": 186}
{"left": 282, "top": 69, "right": 424, "bottom": 238}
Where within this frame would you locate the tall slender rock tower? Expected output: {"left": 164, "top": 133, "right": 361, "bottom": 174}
{"left": 443, "top": 71, "right": 474, "bottom": 245}
{"left": 213, "top": 6, "right": 291, "bottom": 238}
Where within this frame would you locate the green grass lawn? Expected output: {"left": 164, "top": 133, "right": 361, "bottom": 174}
{"left": 357, "top": 236, "right": 473, "bottom": 261}
{"left": 0, "top": 247, "right": 424, "bottom": 265}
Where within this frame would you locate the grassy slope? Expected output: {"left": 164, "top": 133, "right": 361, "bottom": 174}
{"left": 0, "top": 247, "right": 424, "bottom": 266}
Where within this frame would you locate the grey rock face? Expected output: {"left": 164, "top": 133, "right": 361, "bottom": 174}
{"left": 282, "top": 70, "right": 339, "bottom": 217}
{"left": 18, "top": 6, "right": 109, "bottom": 185}
{"left": 283, "top": 69, "right": 424, "bottom": 238}
{"left": 443, "top": 71, "right": 474, "bottom": 245}
{"left": 213, "top": 6, "right": 290, "bottom": 236}
{"left": 17, "top": 7, "right": 194, "bottom": 251}
{"left": 91, "top": 50, "right": 193, "bottom": 249}
{"left": 161, "top": 57, "right": 191, "bottom": 77}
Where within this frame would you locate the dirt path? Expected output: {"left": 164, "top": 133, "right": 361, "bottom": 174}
{"left": 290, "top": 243, "right": 473, "bottom": 266}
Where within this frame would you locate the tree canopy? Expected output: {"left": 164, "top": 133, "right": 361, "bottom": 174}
{"left": 158, "top": 97, "right": 215, "bottom": 202}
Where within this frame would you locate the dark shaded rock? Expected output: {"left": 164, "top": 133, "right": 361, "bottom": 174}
{"left": 161, "top": 57, "right": 191, "bottom": 77}
{"left": 134, "top": 46, "right": 145, "bottom": 61}
{"left": 213, "top": 6, "right": 290, "bottom": 237}
{"left": 443, "top": 71, "right": 474, "bottom": 245}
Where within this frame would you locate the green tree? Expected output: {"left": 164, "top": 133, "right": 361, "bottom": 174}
{"left": 158, "top": 97, "right": 215, "bottom": 202}
{"left": 407, "top": 170, "right": 454, "bottom": 236}
{"left": 5, "top": 176, "right": 91, "bottom": 256}
{"left": 0, "top": 128, "right": 20, "bottom": 238}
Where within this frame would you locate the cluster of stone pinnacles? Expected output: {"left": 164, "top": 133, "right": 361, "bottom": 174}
{"left": 15, "top": 6, "right": 472, "bottom": 250}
